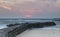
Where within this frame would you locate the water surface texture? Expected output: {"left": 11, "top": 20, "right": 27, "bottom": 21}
{"left": 0, "top": 19, "right": 60, "bottom": 29}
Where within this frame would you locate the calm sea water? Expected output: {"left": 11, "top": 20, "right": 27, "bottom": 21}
{"left": 0, "top": 19, "right": 60, "bottom": 29}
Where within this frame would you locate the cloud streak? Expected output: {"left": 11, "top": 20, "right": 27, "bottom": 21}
{"left": 0, "top": 5, "right": 12, "bottom": 10}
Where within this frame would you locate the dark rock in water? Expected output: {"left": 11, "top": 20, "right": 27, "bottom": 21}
{"left": 44, "top": 22, "right": 56, "bottom": 26}
{"left": 29, "top": 23, "right": 43, "bottom": 28}
{"left": 7, "top": 23, "right": 21, "bottom": 27}
{"left": 7, "top": 22, "right": 56, "bottom": 28}
{"left": 28, "top": 22, "right": 56, "bottom": 28}
{"left": 54, "top": 18, "right": 60, "bottom": 21}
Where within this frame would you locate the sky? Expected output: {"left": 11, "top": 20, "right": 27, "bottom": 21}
{"left": 0, "top": 0, "right": 60, "bottom": 18}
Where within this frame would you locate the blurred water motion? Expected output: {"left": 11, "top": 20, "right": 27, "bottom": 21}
{"left": 0, "top": 18, "right": 60, "bottom": 29}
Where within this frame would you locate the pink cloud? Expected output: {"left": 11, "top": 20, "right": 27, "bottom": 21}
{"left": 0, "top": 5, "right": 12, "bottom": 10}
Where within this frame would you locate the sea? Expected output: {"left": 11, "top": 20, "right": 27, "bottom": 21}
{"left": 0, "top": 19, "right": 60, "bottom": 29}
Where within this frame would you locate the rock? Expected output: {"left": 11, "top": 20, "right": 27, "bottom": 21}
{"left": 7, "top": 23, "right": 21, "bottom": 27}
{"left": 28, "top": 22, "right": 56, "bottom": 28}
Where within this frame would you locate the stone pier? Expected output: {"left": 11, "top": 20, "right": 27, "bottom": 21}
{"left": 0, "top": 22, "right": 56, "bottom": 37}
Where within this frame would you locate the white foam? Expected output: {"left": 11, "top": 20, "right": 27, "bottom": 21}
{"left": 0, "top": 24, "right": 8, "bottom": 29}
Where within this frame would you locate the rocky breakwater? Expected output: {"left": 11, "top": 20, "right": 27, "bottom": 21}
{"left": 0, "top": 22, "right": 56, "bottom": 37}
{"left": 28, "top": 22, "right": 56, "bottom": 28}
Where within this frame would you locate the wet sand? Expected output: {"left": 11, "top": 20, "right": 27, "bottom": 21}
{"left": 16, "top": 29, "right": 60, "bottom": 37}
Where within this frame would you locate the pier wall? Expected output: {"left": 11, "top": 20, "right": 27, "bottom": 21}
{"left": 0, "top": 22, "right": 56, "bottom": 37}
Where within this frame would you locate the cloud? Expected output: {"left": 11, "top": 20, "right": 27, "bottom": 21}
{"left": 0, "top": 5, "right": 12, "bottom": 10}
{"left": 0, "top": 0, "right": 60, "bottom": 18}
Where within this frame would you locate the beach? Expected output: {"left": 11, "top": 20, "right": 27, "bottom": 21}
{"left": 16, "top": 29, "right": 60, "bottom": 37}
